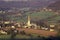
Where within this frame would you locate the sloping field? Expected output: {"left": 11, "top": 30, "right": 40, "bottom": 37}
{"left": 49, "top": 15, "right": 60, "bottom": 21}
{"left": 16, "top": 28, "right": 57, "bottom": 37}
{"left": 25, "top": 11, "right": 60, "bottom": 22}
{"left": 3, "top": 11, "right": 60, "bottom": 22}
{"left": 26, "top": 11, "right": 55, "bottom": 20}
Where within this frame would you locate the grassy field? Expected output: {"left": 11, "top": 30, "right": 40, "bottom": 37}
{"left": 0, "top": 35, "right": 11, "bottom": 39}
{"left": 49, "top": 15, "right": 60, "bottom": 21}
{"left": 0, "top": 34, "right": 41, "bottom": 39}
{"left": 3, "top": 11, "right": 60, "bottom": 22}
{"left": 26, "top": 11, "right": 55, "bottom": 20}
{"left": 0, "top": 34, "right": 59, "bottom": 40}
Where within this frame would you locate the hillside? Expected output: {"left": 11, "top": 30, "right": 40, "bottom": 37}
{"left": 4, "top": 11, "right": 60, "bottom": 22}
{"left": 47, "top": 0, "right": 60, "bottom": 11}
{"left": 0, "top": 0, "right": 58, "bottom": 11}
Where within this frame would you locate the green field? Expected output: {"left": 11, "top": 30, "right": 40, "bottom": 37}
{"left": 1, "top": 11, "right": 60, "bottom": 22}
{"left": 25, "top": 11, "right": 60, "bottom": 22}
{"left": 26, "top": 11, "right": 55, "bottom": 20}
{"left": 0, "top": 34, "right": 40, "bottom": 39}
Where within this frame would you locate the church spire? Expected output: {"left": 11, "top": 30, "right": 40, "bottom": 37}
{"left": 27, "top": 15, "right": 31, "bottom": 27}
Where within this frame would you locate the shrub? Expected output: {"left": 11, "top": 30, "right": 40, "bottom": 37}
{"left": 20, "top": 30, "right": 26, "bottom": 35}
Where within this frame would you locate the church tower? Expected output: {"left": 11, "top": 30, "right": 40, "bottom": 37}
{"left": 27, "top": 15, "right": 31, "bottom": 27}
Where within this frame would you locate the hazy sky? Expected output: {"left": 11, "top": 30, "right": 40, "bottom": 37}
{"left": 0, "top": 0, "right": 50, "bottom": 1}
{"left": 0, "top": 0, "right": 57, "bottom": 3}
{"left": 1, "top": 0, "right": 28, "bottom": 1}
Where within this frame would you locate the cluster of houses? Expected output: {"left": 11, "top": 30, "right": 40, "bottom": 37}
{"left": 0, "top": 15, "right": 59, "bottom": 35}
{"left": 0, "top": 16, "right": 55, "bottom": 31}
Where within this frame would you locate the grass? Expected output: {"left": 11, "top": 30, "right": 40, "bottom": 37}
{"left": 0, "top": 34, "right": 39, "bottom": 39}
{"left": 0, "top": 35, "right": 11, "bottom": 39}
{"left": 26, "top": 11, "right": 55, "bottom": 20}
{"left": 50, "top": 15, "right": 60, "bottom": 21}
{"left": 15, "top": 35, "right": 31, "bottom": 39}
{"left": 25, "top": 11, "right": 60, "bottom": 22}
{"left": 0, "top": 31, "right": 58, "bottom": 40}
{"left": 2, "top": 11, "right": 60, "bottom": 22}
{"left": 0, "top": 35, "right": 30, "bottom": 39}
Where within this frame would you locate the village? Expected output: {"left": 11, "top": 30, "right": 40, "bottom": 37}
{"left": 0, "top": 15, "right": 58, "bottom": 37}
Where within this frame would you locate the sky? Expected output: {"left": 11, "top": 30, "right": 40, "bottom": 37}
{"left": 0, "top": 0, "right": 28, "bottom": 1}
{"left": 0, "top": 0, "right": 57, "bottom": 3}
{"left": 0, "top": 0, "right": 50, "bottom": 1}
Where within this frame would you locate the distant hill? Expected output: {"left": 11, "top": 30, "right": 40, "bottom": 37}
{"left": 47, "top": 0, "right": 60, "bottom": 11}
{"left": 0, "top": 0, "right": 60, "bottom": 22}
{"left": 0, "top": 0, "right": 57, "bottom": 11}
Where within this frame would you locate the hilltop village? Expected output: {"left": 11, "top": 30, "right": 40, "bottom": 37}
{"left": 0, "top": 8, "right": 59, "bottom": 37}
